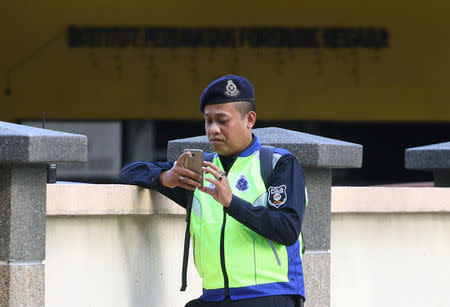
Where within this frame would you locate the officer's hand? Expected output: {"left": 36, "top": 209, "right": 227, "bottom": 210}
{"left": 198, "top": 161, "right": 232, "bottom": 208}
{"left": 159, "top": 151, "right": 203, "bottom": 190}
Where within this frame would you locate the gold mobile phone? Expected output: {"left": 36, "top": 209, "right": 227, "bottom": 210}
{"left": 183, "top": 149, "right": 204, "bottom": 186}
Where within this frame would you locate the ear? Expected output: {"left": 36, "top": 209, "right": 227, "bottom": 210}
{"left": 246, "top": 111, "right": 256, "bottom": 129}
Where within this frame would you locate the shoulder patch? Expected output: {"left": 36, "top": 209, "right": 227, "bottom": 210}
{"left": 268, "top": 185, "right": 287, "bottom": 208}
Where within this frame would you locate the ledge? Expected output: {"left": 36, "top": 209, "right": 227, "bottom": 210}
{"left": 332, "top": 187, "right": 450, "bottom": 213}
{"left": 47, "top": 184, "right": 450, "bottom": 216}
{"left": 46, "top": 183, "right": 185, "bottom": 216}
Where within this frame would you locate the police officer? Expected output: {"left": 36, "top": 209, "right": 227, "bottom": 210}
{"left": 120, "top": 75, "right": 307, "bottom": 307}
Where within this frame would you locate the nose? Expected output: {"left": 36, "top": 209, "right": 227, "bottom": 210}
{"left": 208, "top": 121, "right": 220, "bottom": 136}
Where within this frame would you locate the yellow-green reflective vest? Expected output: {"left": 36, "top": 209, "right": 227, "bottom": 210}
{"left": 190, "top": 150, "right": 305, "bottom": 301}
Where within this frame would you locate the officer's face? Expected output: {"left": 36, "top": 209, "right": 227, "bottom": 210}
{"left": 204, "top": 103, "right": 255, "bottom": 157}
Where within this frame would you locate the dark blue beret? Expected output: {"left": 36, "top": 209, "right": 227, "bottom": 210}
{"left": 200, "top": 75, "right": 255, "bottom": 112}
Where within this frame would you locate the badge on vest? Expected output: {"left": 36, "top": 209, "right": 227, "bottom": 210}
{"left": 268, "top": 185, "right": 287, "bottom": 208}
{"left": 235, "top": 175, "right": 249, "bottom": 191}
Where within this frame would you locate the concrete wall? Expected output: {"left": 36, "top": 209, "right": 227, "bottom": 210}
{"left": 46, "top": 215, "right": 202, "bottom": 307}
{"left": 45, "top": 184, "right": 202, "bottom": 307}
{"left": 331, "top": 187, "right": 450, "bottom": 307}
{"left": 45, "top": 184, "right": 450, "bottom": 307}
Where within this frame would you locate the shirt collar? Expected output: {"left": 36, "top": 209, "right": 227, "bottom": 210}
{"left": 218, "top": 133, "right": 260, "bottom": 160}
{"left": 239, "top": 133, "right": 261, "bottom": 157}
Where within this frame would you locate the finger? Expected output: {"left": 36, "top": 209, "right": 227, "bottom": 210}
{"left": 202, "top": 166, "right": 221, "bottom": 179}
{"left": 203, "top": 161, "right": 221, "bottom": 172}
{"left": 204, "top": 176, "right": 219, "bottom": 186}
{"left": 175, "top": 151, "right": 191, "bottom": 167}
{"left": 177, "top": 168, "right": 203, "bottom": 183}
{"left": 178, "top": 181, "right": 197, "bottom": 191}
{"left": 179, "top": 176, "right": 203, "bottom": 188}
{"left": 198, "top": 186, "right": 214, "bottom": 195}
{"left": 203, "top": 168, "right": 227, "bottom": 184}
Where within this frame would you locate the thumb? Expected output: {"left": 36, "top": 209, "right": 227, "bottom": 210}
{"left": 175, "top": 151, "right": 191, "bottom": 167}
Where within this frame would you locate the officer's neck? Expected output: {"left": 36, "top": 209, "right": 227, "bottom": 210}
{"left": 219, "top": 135, "right": 255, "bottom": 174}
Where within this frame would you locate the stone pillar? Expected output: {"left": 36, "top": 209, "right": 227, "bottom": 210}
{"left": 167, "top": 127, "right": 363, "bottom": 307}
{"left": 0, "top": 122, "right": 87, "bottom": 307}
{"left": 405, "top": 141, "right": 450, "bottom": 187}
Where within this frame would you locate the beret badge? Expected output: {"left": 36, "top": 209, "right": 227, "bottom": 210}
{"left": 224, "top": 80, "right": 240, "bottom": 98}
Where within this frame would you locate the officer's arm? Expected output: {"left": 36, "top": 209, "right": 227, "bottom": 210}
{"left": 224, "top": 154, "right": 306, "bottom": 246}
{"left": 119, "top": 160, "right": 189, "bottom": 209}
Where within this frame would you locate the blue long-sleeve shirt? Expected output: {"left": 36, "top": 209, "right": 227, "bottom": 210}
{"left": 119, "top": 136, "right": 307, "bottom": 246}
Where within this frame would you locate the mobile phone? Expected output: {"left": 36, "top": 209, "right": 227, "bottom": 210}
{"left": 183, "top": 149, "right": 204, "bottom": 186}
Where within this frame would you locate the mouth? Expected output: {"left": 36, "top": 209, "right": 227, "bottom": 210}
{"left": 210, "top": 138, "right": 224, "bottom": 144}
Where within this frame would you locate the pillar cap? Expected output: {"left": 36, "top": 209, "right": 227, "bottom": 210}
{"left": 0, "top": 121, "right": 87, "bottom": 163}
{"left": 168, "top": 127, "right": 362, "bottom": 168}
{"left": 405, "top": 141, "right": 450, "bottom": 170}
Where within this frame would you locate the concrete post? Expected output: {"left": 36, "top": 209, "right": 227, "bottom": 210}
{"left": 0, "top": 122, "right": 87, "bottom": 306}
{"left": 167, "top": 127, "right": 363, "bottom": 306}
{"left": 405, "top": 141, "right": 450, "bottom": 187}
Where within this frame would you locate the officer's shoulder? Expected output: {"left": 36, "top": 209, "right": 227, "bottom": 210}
{"left": 273, "top": 147, "right": 292, "bottom": 157}
{"left": 271, "top": 147, "right": 298, "bottom": 168}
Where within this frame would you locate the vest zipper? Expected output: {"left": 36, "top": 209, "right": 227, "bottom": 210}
{"left": 220, "top": 207, "right": 230, "bottom": 297}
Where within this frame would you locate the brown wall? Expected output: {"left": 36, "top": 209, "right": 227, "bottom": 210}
{"left": 1, "top": 1, "right": 449, "bottom": 122}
